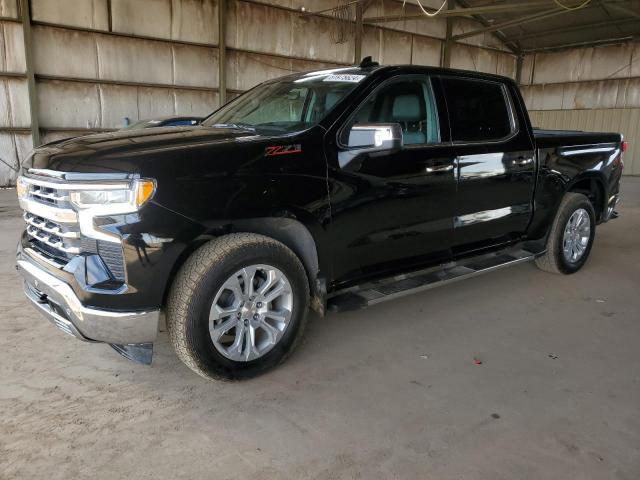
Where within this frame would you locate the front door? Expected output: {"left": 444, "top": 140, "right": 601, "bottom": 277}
{"left": 326, "top": 75, "right": 457, "bottom": 286}
{"left": 439, "top": 76, "right": 536, "bottom": 254}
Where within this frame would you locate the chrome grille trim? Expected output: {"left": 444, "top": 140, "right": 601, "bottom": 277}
{"left": 29, "top": 188, "right": 70, "bottom": 203}
{"left": 23, "top": 212, "right": 80, "bottom": 239}
{"left": 18, "top": 197, "right": 77, "bottom": 224}
{"left": 20, "top": 176, "right": 81, "bottom": 260}
{"left": 26, "top": 225, "right": 81, "bottom": 254}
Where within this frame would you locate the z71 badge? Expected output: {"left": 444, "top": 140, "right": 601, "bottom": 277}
{"left": 265, "top": 144, "right": 302, "bottom": 156}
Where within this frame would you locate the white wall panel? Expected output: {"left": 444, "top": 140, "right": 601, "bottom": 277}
{"left": 0, "top": 132, "right": 32, "bottom": 186}
{"left": 0, "top": 78, "right": 29, "bottom": 127}
{"left": 521, "top": 79, "right": 640, "bottom": 111}
{"left": 226, "top": 50, "right": 339, "bottom": 91}
{"left": 361, "top": 26, "right": 413, "bottom": 66}
{"left": 173, "top": 89, "right": 218, "bottom": 116}
{"left": 37, "top": 79, "right": 217, "bottom": 129}
{"left": 38, "top": 81, "right": 101, "bottom": 128}
{"left": 227, "top": 50, "right": 292, "bottom": 91}
{"left": 0, "top": 0, "right": 17, "bottom": 17}
{"left": 530, "top": 43, "right": 638, "bottom": 85}
{"left": 380, "top": 29, "right": 412, "bottom": 65}
{"left": 31, "top": 0, "right": 109, "bottom": 30}
{"left": 450, "top": 43, "right": 496, "bottom": 74}
{"left": 99, "top": 84, "right": 139, "bottom": 128}
{"left": 172, "top": 44, "right": 218, "bottom": 88}
{"left": 227, "top": 1, "right": 292, "bottom": 57}
{"left": 291, "top": 13, "right": 354, "bottom": 64}
{"left": 33, "top": 26, "right": 99, "bottom": 78}
{"left": 170, "top": 0, "right": 219, "bottom": 44}
{"left": 97, "top": 35, "right": 174, "bottom": 85}
{"left": 411, "top": 35, "right": 441, "bottom": 66}
{"left": 0, "top": 21, "right": 26, "bottom": 73}
{"left": 33, "top": 25, "right": 219, "bottom": 89}
{"left": 111, "top": 0, "right": 218, "bottom": 44}
{"left": 112, "top": 0, "right": 172, "bottom": 39}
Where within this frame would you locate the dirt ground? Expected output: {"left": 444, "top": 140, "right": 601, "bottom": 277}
{"left": 1, "top": 179, "right": 639, "bottom": 480}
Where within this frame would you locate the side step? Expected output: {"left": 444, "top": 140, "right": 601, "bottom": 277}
{"left": 327, "top": 247, "right": 539, "bottom": 313}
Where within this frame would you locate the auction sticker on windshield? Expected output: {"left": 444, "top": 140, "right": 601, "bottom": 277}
{"left": 323, "top": 74, "right": 366, "bottom": 83}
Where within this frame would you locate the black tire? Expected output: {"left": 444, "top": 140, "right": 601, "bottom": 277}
{"left": 535, "top": 192, "right": 596, "bottom": 274}
{"left": 167, "top": 233, "right": 310, "bottom": 381}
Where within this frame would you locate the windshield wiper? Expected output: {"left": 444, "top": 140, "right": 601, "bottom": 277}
{"left": 210, "top": 123, "right": 256, "bottom": 131}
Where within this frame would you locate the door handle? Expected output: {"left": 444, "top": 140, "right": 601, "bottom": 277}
{"left": 512, "top": 157, "right": 533, "bottom": 166}
{"left": 426, "top": 164, "right": 453, "bottom": 173}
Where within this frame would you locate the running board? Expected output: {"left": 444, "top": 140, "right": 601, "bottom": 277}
{"left": 327, "top": 247, "right": 539, "bottom": 313}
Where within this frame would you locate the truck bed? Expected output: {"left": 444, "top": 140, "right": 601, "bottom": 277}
{"left": 533, "top": 128, "right": 622, "bottom": 149}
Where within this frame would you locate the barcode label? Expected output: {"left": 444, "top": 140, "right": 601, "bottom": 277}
{"left": 323, "top": 74, "right": 366, "bottom": 83}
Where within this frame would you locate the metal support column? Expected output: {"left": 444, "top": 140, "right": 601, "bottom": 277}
{"left": 19, "top": 0, "right": 40, "bottom": 147}
{"left": 355, "top": 2, "right": 363, "bottom": 64}
{"left": 516, "top": 55, "right": 524, "bottom": 85}
{"left": 218, "top": 0, "right": 227, "bottom": 106}
{"left": 441, "top": 1, "right": 453, "bottom": 68}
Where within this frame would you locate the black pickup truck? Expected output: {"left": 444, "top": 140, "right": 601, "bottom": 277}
{"left": 16, "top": 60, "right": 624, "bottom": 380}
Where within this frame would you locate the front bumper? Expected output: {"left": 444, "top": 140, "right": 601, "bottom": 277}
{"left": 16, "top": 253, "right": 160, "bottom": 345}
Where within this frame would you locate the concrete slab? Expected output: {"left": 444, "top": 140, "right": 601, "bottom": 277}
{"left": 1, "top": 179, "right": 639, "bottom": 479}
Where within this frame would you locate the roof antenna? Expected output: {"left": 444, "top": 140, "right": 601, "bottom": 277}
{"left": 359, "top": 56, "right": 379, "bottom": 68}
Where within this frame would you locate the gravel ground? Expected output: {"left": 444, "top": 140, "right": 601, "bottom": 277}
{"left": 1, "top": 179, "right": 639, "bottom": 480}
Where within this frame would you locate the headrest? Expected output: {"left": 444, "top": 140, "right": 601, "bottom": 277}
{"left": 392, "top": 94, "right": 423, "bottom": 122}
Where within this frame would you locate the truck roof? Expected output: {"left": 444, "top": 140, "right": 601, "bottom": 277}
{"left": 276, "top": 64, "right": 516, "bottom": 85}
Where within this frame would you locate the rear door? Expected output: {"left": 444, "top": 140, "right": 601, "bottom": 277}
{"left": 440, "top": 76, "right": 536, "bottom": 254}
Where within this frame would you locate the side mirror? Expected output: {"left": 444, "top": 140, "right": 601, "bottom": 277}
{"left": 347, "top": 123, "right": 403, "bottom": 151}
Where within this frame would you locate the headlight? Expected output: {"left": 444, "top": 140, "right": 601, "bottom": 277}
{"left": 69, "top": 179, "right": 156, "bottom": 213}
{"left": 16, "top": 176, "right": 29, "bottom": 199}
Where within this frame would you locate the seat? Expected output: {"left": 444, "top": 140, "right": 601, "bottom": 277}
{"left": 392, "top": 94, "right": 426, "bottom": 145}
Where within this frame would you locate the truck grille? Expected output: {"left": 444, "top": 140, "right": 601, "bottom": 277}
{"left": 20, "top": 174, "right": 125, "bottom": 281}
{"left": 24, "top": 212, "right": 81, "bottom": 257}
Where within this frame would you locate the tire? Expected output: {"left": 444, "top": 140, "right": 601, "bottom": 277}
{"left": 167, "top": 233, "right": 310, "bottom": 381}
{"left": 535, "top": 192, "right": 596, "bottom": 275}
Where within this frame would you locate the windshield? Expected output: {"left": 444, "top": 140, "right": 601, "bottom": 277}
{"left": 202, "top": 70, "right": 367, "bottom": 134}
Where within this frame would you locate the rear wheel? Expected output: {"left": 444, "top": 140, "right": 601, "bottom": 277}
{"left": 167, "top": 233, "right": 309, "bottom": 381}
{"left": 535, "top": 192, "right": 596, "bottom": 274}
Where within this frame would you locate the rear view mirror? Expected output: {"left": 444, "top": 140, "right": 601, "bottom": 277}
{"left": 348, "top": 123, "right": 403, "bottom": 151}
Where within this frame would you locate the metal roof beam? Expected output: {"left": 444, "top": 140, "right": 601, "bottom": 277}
{"left": 452, "top": 0, "right": 634, "bottom": 41}
{"left": 523, "top": 35, "right": 636, "bottom": 53}
{"left": 603, "top": 2, "right": 640, "bottom": 20}
{"left": 454, "top": 0, "right": 521, "bottom": 54}
{"left": 363, "top": 1, "right": 556, "bottom": 23}
{"left": 513, "top": 17, "right": 638, "bottom": 41}
{"left": 452, "top": 7, "right": 575, "bottom": 41}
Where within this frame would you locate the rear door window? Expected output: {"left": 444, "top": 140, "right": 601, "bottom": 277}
{"left": 441, "top": 77, "right": 514, "bottom": 142}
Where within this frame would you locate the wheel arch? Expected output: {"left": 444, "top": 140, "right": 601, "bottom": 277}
{"left": 566, "top": 172, "right": 606, "bottom": 222}
{"left": 161, "top": 217, "right": 326, "bottom": 314}
{"left": 229, "top": 217, "right": 320, "bottom": 290}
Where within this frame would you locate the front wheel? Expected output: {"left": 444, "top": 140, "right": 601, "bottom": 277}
{"left": 167, "top": 233, "right": 310, "bottom": 381}
{"left": 535, "top": 192, "right": 596, "bottom": 274}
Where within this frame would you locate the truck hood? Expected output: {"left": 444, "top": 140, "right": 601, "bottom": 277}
{"left": 27, "top": 126, "right": 265, "bottom": 174}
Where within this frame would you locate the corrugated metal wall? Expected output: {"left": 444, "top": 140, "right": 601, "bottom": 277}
{"left": 521, "top": 42, "right": 640, "bottom": 176}
{"left": 0, "top": 0, "right": 520, "bottom": 186}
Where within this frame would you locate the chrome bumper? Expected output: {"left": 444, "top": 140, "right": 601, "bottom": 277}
{"left": 17, "top": 257, "right": 159, "bottom": 345}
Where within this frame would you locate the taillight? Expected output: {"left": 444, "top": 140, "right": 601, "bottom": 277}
{"left": 621, "top": 140, "right": 628, "bottom": 153}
